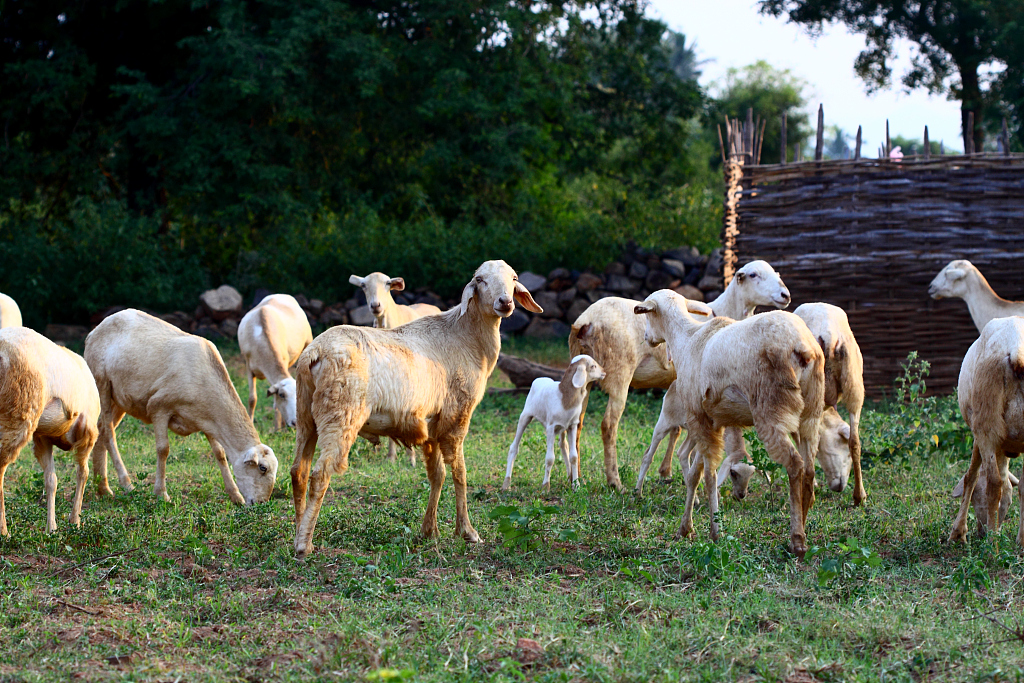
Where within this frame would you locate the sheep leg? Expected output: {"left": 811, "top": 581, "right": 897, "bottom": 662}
{"left": 849, "top": 409, "right": 866, "bottom": 506}
{"left": 407, "top": 445, "right": 416, "bottom": 467}
{"left": 717, "top": 428, "right": 750, "bottom": 493}
{"left": 574, "top": 389, "right": 589, "bottom": 468}
{"left": 704, "top": 450, "right": 722, "bottom": 541}
{"left": 657, "top": 427, "right": 684, "bottom": 480}
{"left": 293, "top": 422, "right": 358, "bottom": 558}
{"left": 0, "top": 461, "right": 9, "bottom": 538}
{"left": 442, "top": 436, "right": 480, "bottom": 543}
{"left": 0, "top": 422, "right": 33, "bottom": 537}
{"left": 503, "top": 413, "right": 532, "bottom": 491}
{"left": 986, "top": 453, "right": 1009, "bottom": 536}
{"left": 69, "top": 433, "right": 95, "bottom": 527}
{"left": 95, "top": 405, "right": 131, "bottom": 495}
{"left": 542, "top": 425, "right": 557, "bottom": 493}
{"left": 950, "top": 443, "right": 984, "bottom": 543}
{"left": 246, "top": 369, "right": 257, "bottom": 421}
{"left": 679, "top": 425, "right": 720, "bottom": 539}
{"left": 635, "top": 415, "right": 677, "bottom": 496}
{"left": 207, "top": 436, "right": 245, "bottom": 505}
{"left": 565, "top": 425, "right": 580, "bottom": 488}
{"left": 33, "top": 437, "right": 58, "bottom": 533}
{"left": 600, "top": 380, "right": 629, "bottom": 492}
{"left": 1017, "top": 462, "right": 1024, "bottom": 548}
{"left": 756, "top": 421, "right": 808, "bottom": 557}
{"left": 420, "top": 441, "right": 446, "bottom": 539}
{"left": 291, "top": 416, "right": 319, "bottom": 522}
{"left": 152, "top": 416, "right": 172, "bottom": 503}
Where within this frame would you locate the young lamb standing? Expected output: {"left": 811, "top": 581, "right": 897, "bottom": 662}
{"left": 929, "top": 260, "right": 1024, "bottom": 332}
{"left": 635, "top": 291, "right": 824, "bottom": 556}
{"left": 85, "top": 310, "right": 278, "bottom": 505}
{"left": 949, "top": 316, "right": 1024, "bottom": 547}
{"left": 503, "top": 355, "right": 606, "bottom": 491}
{"left": 0, "top": 327, "right": 100, "bottom": 534}
{"left": 237, "top": 294, "right": 313, "bottom": 430}
{"left": 0, "top": 293, "right": 22, "bottom": 329}
{"left": 349, "top": 272, "right": 443, "bottom": 464}
{"left": 570, "top": 260, "right": 791, "bottom": 491}
{"left": 291, "top": 260, "right": 542, "bottom": 558}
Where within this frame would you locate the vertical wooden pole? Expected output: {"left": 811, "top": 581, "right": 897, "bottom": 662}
{"left": 717, "top": 124, "right": 726, "bottom": 164}
{"left": 795, "top": 141, "right": 801, "bottom": 162}
{"left": 940, "top": 140, "right": 945, "bottom": 155}
{"left": 1003, "top": 117, "right": 1010, "bottom": 156}
{"left": 854, "top": 125, "right": 862, "bottom": 160}
{"left": 923, "top": 126, "right": 930, "bottom": 159}
{"left": 885, "top": 119, "right": 891, "bottom": 157}
{"left": 965, "top": 112, "right": 975, "bottom": 154}
{"left": 745, "top": 108, "right": 754, "bottom": 165}
{"left": 814, "top": 104, "right": 824, "bottom": 161}
{"left": 780, "top": 112, "right": 787, "bottom": 164}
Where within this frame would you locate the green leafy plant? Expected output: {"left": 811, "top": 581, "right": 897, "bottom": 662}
{"left": 684, "top": 536, "right": 757, "bottom": 583}
{"left": 487, "top": 503, "right": 577, "bottom": 551}
{"left": 947, "top": 554, "right": 993, "bottom": 600}
{"left": 342, "top": 553, "right": 398, "bottom": 599}
{"left": 808, "top": 537, "right": 882, "bottom": 587}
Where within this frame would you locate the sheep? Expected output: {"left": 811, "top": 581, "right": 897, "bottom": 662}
{"left": 634, "top": 290, "right": 824, "bottom": 557}
{"left": 952, "top": 469, "right": 1019, "bottom": 536}
{"left": 237, "top": 294, "right": 313, "bottom": 430}
{"left": 949, "top": 316, "right": 1024, "bottom": 546}
{"left": 929, "top": 259, "right": 1024, "bottom": 333}
{"left": 349, "top": 272, "right": 443, "bottom": 464}
{"left": 0, "top": 327, "right": 100, "bottom": 534}
{"left": 0, "top": 293, "right": 21, "bottom": 329}
{"left": 502, "top": 355, "right": 606, "bottom": 492}
{"left": 570, "top": 260, "right": 792, "bottom": 491}
{"left": 85, "top": 309, "right": 278, "bottom": 505}
{"left": 290, "top": 260, "right": 542, "bottom": 558}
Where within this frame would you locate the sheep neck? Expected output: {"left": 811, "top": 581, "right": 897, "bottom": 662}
{"left": 453, "top": 298, "right": 502, "bottom": 376}
{"left": 558, "top": 366, "right": 586, "bottom": 411}
{"left": 709, "top": 281, "right": 753, "bottom": 320}
{"left": 963, "top": 270, "right": 1022, "bottom": 331}
{"left": 373, "top": 291, "right": 399, "bottom": 330}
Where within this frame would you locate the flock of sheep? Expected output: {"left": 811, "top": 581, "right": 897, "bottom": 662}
{"left": 0, "top": 256, "right": 1021, "bottom": 559}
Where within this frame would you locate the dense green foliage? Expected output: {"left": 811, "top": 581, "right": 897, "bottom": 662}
{"left": 1, "top": 0, "right": 722, "bottom": 326}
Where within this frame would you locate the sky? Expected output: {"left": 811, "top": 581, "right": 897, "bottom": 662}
{"left": 646, "top": 0, "right": 966, "bottom": 154}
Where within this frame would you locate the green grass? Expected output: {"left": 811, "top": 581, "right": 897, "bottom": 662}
{"left": 1, "top": 340, "right": 1022, "bottom": 682}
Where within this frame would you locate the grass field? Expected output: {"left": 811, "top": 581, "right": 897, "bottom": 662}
{"left": 1, "top": 340, "right": 1023, "bottom": 682}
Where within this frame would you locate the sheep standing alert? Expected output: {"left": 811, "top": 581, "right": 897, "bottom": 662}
{"left": 0, "top": 293, "right": 22, "bottom": 329}
{"left": 929, "top": 260, "right": 1024, "bottom": 332}
{"left": 85, "top": 310, "right": 278, "bottom": 505}
{"left": 238, "top": 294, "right": 313, "bottom": 430}
{"left": 949, "top": 316, "right": 1024, "bottom": 546}
{"left": 635, "top": 291, "right": 824, "bottom": 556}
{"left": 0, "top": 327, "right": 100, "bottom": 534}
{"left": 349, "top": 271, "right": 443, "bottom": 464}
{"left": 570, "top": 260, "right": 791, "bottom": 491}
{"left": 503, "top": 355, "right": 605, "bottom": 491}
{"left": 290, "top": 260, "right": 542, "bottom": 558}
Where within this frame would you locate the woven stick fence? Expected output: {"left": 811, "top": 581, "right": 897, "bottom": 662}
{"left": 720, "top": 107, "right": 1024, "bottom": 396}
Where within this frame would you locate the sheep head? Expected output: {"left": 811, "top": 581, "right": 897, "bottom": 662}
{"left": 235, "top": 444, "right": 279, "bottom": 505}
{"left": 349, "top": 272, "right": 403, "bottom": 319}
{"left": 928, "top": 259, "right": 975, "bottom": 300}
{"left": 267, "top": 377, "right": 298, "bottom": 428}
{"left": 459, "top": 260, "right": 542, "bottom": 318}
{"left": 816, "top": 406, "right": 853, "bottom": 493}
{"left": 634, "top": 290, "right": 714, "bottom": 349}
{"left": 568, "top": 354, "right": 606, "bottom": 388}
{"left": 952, "top": 468, "right": 1019, "bottom": 532}
{"left": 733, "top": 260, "right": 791, "bottom": 309}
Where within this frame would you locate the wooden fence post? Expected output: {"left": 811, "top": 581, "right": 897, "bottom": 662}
{"left": 923, "top": 126, "right": 930, "bottom": 159}
{"left": 815, "top": 104, "right": 824, "bottom": 161}
{"left": 854, "top": 125, "right": 862, "bottom": 160}
{"left": 780, "top": 113, "right": 787, "bottom": 164}
{"left": 965, "top": 112, "right": 975, "bottom": 155}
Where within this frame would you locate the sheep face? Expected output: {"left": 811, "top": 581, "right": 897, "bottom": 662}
{"left": 734, "top": 260, "right": 791, "bottom": 308}
{"left": 349, "top": 272, "right": 403, "bottom": 319}
{"left": 267, "top": 378, "right": 298, "bottom": 428}
{"left": 460, "top": 260, "right": 542, "bottom": 318}
{"left": 634, "top": 291, "right": 713, "bottom": 349}
{"left": 727, "top": 463, "right": 757, "bottom": 500}
{"left": 952, "top": 470, "right": 1018, "bottom": 531}
{"left": 816, "top": 406, "right": 852, "bottom": 492}
{"left": 235, "top": 444, "right": 279, "bottom": 505}
{"left": 569, "top": 354, "right": 606, "bottom": 387}
{"left": 928, "top": 260, "right": 973, "bottom": 300}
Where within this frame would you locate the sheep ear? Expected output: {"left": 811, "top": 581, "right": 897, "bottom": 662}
{"left": 735, "top": 271, "right": 746, "bottom": 282}
{"left": 266, "top": 385, "right": 277, "bottom": 396}
{"left": 459, "top": 281, "right": 476, "bottom": 317}
{"left": 348, "top": 275, "right": 364, "bottom": 286}
{"left": 947, "top": 268, "right": 966, "bottom": 280}
{"left": 575, "top": 323, "right": 591, "bottom": 339}
{"left": 1010, "top": 472, "right": 1020, "bottom": 487}
{"left": 952, "top": 476, "right": 965, "bottom": 499}
{"left": 514, "top": 281, "right": 543, "bottom": 313}
{"left": 686, "top": 301, "right": 711, "bottom": 317}
{"left": 634, "top": 303, "right": 655, "bottom": 315}
{"left": 838, "top": 423, "right": 851, "bottom": 440}
{"left": 243, "top": 448, "right": 259, "bottom": 465}
{"left": 572, "top": 364, "right": 588, "bottom": 388}
{"left": 388, "top": 277, "right": 405, "bottom": 292}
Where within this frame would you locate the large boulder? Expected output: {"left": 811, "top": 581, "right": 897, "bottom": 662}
{"left": 645, "top": 270, "right": 674, "bottom": 291}
{"left": 673, "top": 284, "right": 705, "bottom": 302}
{"left": 517, "top": 271, "right": 547, "bottom": 293}
{"left": 533, "top": 291, "right": 562, "bottom": 318}
{"left": 606, "top": 274, "right": 640, "bottom": 294}
{"left": 660, "top": 259, "right": 688, "bottom": 279}
{"left": 319, "top": 304, "right": 348, "bottom": 327}
{"left": 523, "top": 318, "right": 571, "bottom": 340}
{"left": 500, "top": 309, "right": 531, "bottom": 334}
{"left": 158, "top": 311, "right": 193, "bottom": 331}
{"left": 662, "top": 246, "right": 701, "bottom": 267}
{"left": 350, "top": 305, "right": 375, "bottom": 326}
{"left": 565, "top": 298, "right": 590, "bottom": 324}
{"left": 575, "top": 273, "right": 604, "bottom": 292}
{"left": 628, "top": 261, "right": 649, "bottom": 280}
{"left": 44, "top": 324, "right": 89, "bottom": 343}
{"left": 200, "top": 285, "right": 243, "bottom": 321}
{"left": 698, "top": 273, "right": 723, "bottom": 292}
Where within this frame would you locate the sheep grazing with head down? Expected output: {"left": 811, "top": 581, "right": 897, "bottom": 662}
{"left": 634, "top": 290, "right": 824, "bottom": 557}
{"left": 238, "top": 294, "right": 313, "bottom": 430}
{"left": 570, "top": 259, "right": 791, "bottom": 491}
{"left": 503, "top": 354, "right": 606, "bottom": 492}
{"left": 0, "top": 293, "right": 22, "bottom": 329}
{"left": 0, "top": 327, "right": 100, "bottom": 534}
{"left": 949, "top": 316, "right": 1024, "bottom": 547}
{"left": 290, "top": 260, "right": 542, "bottom": 558}
{"left": 929, "top": 260, "right": 1024, "bottom": 333}
{"left": 349, "top": 271, "right": 443, "bottom": 464}
{"left": 85, "top": 310, "right": 279, "bottom": 505}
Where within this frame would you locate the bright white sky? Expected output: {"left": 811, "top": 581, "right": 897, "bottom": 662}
{"left": 646, "top": 0, "right": 965, "bottom": 153}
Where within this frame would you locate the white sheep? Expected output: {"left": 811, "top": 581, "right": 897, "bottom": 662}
{"left": 238, "top": 294, "right": 313, "bottom": 430}
{"left": 503, "top": 355, "right": 606, "bottom": 492}
{"left": 85, "top": 309, "right": 278, "bottom": 505}
{"left": 929, "top": 260, "right": 1024, "bottom": 332}
{"left": 0, "top": 293, "right": 22, "bottom": 329}
{"left": 570, "top": 260, "right": 792, "bottom": 491}
{"left": 348, "top": 272, "right": 443, "bottom": 464}
{"left": 949, "top": 316, "right": 1024, "bottom": 546}
{"left": 635, "top": 290, "right": 824, "bottom": 557}
{"left": 291, "top": 260, "right": 542, "bottom": 557}
{"left": 0, "top": 327, "right": 100, "bottom": 534}
{"left": 953, "top": 469, "right": 1019, "bottom": 536}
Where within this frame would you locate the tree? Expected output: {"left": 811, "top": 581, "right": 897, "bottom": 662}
{"left": 712, "top": 61, "right": 812, "bottom": 164}
{"left": 758, "top": 0, "right": 1024, "bottom": 153}
{"left": 664, "top": 31, "right": 703, "bottom": 82}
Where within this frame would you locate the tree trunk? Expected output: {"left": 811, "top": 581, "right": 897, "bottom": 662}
{"left": 960, "top": 62, "right": 984, "bottom": 153}
{"left": 496, "top": 353, "right": 563, "bottom": 389}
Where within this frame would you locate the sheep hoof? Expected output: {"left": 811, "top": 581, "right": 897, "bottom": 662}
{"left": 571, "top": 480, "right": 580, "bottom": 492}
{"left": 459, "top": 528, "right": 482, "bottom": 543}
{"left": 948, "top": 525, "right": 968, "bottom": 544}
{"left": 501, "top": 478, "right": 511, "bottom": 491}
{"left": 853, "top": 489, "right": 867, "bottom": 507}
{"left": 229, "top": 492, "right": 246, "bottom": 506}
{"left": 543, "top": 483, "right": 550, "bottom": 493}
{"left": 294, "top": 543, "right": 314, "bottom": 560}
{"left": 97, "top": 485, "right": 115, "bottom": 498}
{"left": 789, "top": 539, "right": 807, "bottom": 559}
{"left": 675, "top": 525, "right": 695, "bottom": 541}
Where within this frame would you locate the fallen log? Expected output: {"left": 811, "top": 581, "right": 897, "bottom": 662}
{"left": 496, "top": 353, "right": 563, "bottom": 389}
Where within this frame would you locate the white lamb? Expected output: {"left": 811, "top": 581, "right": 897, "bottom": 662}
{"left": 929, "top": 260, "right": 1024, "bottom": 332}
{"left": 238, "top": 294, "right": 313, "bottom": 430}
{"left": 949, "top": 316, "right": 1024, "bottom": 546}
{"left": 0, "top": 293, "right": 22, "bottom": 329}
{"left": 0, "top": 327, "right": 100, "bottom": 534}
{"left": 85, "top": 309, "right": 279, "bottom": 505}
{"left": 503, "top": 355, "right": 606, "bottom": 491}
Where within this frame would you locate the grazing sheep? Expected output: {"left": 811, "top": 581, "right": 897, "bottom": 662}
{"left": 238, "top": 294, "right": 313, "bottom": 430}
{"left": 0, "top": 293, "right": 21, "bottom": 329}
{"left": 85, "top": 310, "right": 278, "bottom": 505}
{"left": 291, "top": 260, "right": 542, "bottom": 558}
{"left": 953, "top": 469, "right": 1020, "bottom": 536}
{"left": 349, "top": 272, "right": 443, "bottom": 464}
{"left": 949, "top": 316, "right": 1024, "bottom": 546}
{"left": 929, "top": 260, "right": 1024, "bottom": 332}
{"left": 570, "top": 260, "right": 791, "bottom": 491}
{"left": 635, "top": 291, "right": 824, "bottom": 556}
{"left": 503, "top": 355, "right": 606, "bottom": 492}
{"left": 0, "top": 327, "right": 100, "bottom": 534}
